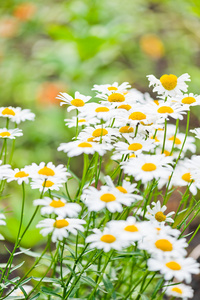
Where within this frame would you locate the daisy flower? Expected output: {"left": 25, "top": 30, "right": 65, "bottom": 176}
{"left": 178, "top": 92, "right": 200, "bottom": 106}
{"left": 163, "top": 283, "right": 194, "bottom": 299}
{"left": 81, "top": 185, "right": 131, "bottom": 213}
{"left": 57, "top": 140, "right": 112, "bottom": 157}
{"left": 5, "top": 167, "right": 31, "bottom": 184}
{"left": 0, "top": 107, "right": 35, "bottom": 124}
{"left": 56, "top": 91, "right": 91, "bottom": 111}
{"left": 92, "top": 82, "right": 131, "bottom": 94}
{"left": 28, "top": 162, "right": 70, "bottom": 181}
{"left": 121, "top": 154, "right": 173, "bottom": 184}
{"left": 164, "top": 133, "right": 196, "bottom": 154}
{"left": 146, "top": 222, "right": 180, "bottom": 238}
{"left": 146, "top": 201, "right": 174, "bottom": 223}
{"left": 147, "top": 256, "right": 199, "bottom": 283}
{"left": 78, "top": 125, "right": 120, "bottom": 143}
{"left": 0, "top": 128, "right": 23, "bottom": 139}
{"left": 147, "top": 73, "right": 190, "bottom": 97}
{"left": 106, "top": 217, "right": 149, "bottom": 243}
{"left": 152, "top": 101, "right": 188, "bottom": 120}
{"left": 172, "top": 159, "right": 200, "bottom": 195}
{"left": 30, "top": 177, "right": 64, "bottom": 192}
{"left": 104, "top": 176, "right": 143, "bottom": 204}
{"left": 33, "top": 197, "right": 81, "bottom": 217}
{"left": 7, "top": 285, "right": 33, "bottom": 298}
{"left": 112, "top": 136, "right": 156, "bottom": 158}
{"left": 79, "top": 103, "right": 117, "bottom": 122}
{"left": 36, "top": 216, "right": 86, "bottom": 243}
{"left": 85, "top": 227, "right": 129, "bottom": 252}
{"left": 64, "top": 116, "right": 98, "bottom": 128}
{"left": 139, "top": 234, "right": 188, "bottom": 258}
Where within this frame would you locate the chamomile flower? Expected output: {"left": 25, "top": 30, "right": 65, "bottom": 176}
{"left": 79, "top": 103, "right": 116, "bottom": 122}
{"left": 0, "top": 160, "right": 11, "bottom": 179}
{"left": 85, "top": 227, "right": 129, "bottom": 252}
{"left": 146, "top": 201, "right": 174, "bottom": 223}
{"left": 92, "top": 82, "right": 131, "bottom": 94}
{"left": 5, "top": 167, "right": 31, "bottom": 184}
{"left": 28, "top": 162, "right": 70, "bottom": 181}
{"left": 146, "top": 222, "right": 180, "bottom": 238}
{"left": 163, "top": 283, "right": 194, "bottom": 299}
{"left": 81, "top": 185, "right": 129, "bottom": 213}
{"left": 33, "top": 197, "right": 81, "bottom": 217}
{"left": 172, "top": 159, "right": 200, "bottom": 195}
{"left": 78, "top": 125, "right": 120, "bottom": 143}
{"left": 104, "top": 176, "right": 143, "bottom": 204}
{"left": 8, "top": 285, "right": 33, "bottom": 298}
{"left": 106, "top": 217, "right": 148, "bottom": 243}
{"left": 121, "top": 154, "right": 173, "bottom": 184}
{"left": 112, "top": 136, "right": 156, "bottom": 158}
{"left": 164, "top": 133, "right": 196, "bottom": 154}
{"left": 152, "top": 101, "right": 188, "bottom": 120}
{"left": 64, "top": 116, "right": 98, "bottom": 128}
{"left": 30, "top": 177, "right": 64, "bottom": 192}
{"left": 58, "top": 140, "right": 112, "bottom": 157}
{"left": 178, "top": 92, "right": 200, "bottom": 107}
{"left": 56, "top": 91, "right": 91, "bottom": 111}
{"left": 0, "top": 107, "right": 35, "bottom": 124}
{"left": 147, "top": 73, "right": 190, "bottom": 97}
{"left": 139, "top": 234, "right": 188, "bottom": 258}
{"left": 36, "top": 216, "right": 86, "bottom": 243}
{"left": 147, "top": 256, "right": 200, "bottom": 283}
{"left": 0, "top": 128, "right": 23, "bottom": 139}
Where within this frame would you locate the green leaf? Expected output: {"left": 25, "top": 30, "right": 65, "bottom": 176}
{"left": 10, "top": 261, "right": 25, "bottom": 273}
{"left": 29, "top": 293, "right": 41, "bottom": 300}
{"left": 41, "top": 287, "right": 62, "bottom": 297}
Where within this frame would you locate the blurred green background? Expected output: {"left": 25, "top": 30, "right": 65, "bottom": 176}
{"left": 0, "top": 0, "right": 200, "bottom": 252}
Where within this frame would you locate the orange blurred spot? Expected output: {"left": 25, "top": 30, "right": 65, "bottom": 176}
{"left": 140, "top": 34, "right": 165, "bottom": 59}
{"left": 13, "top": 3, "right": 36, "bottom": 21}
{"left": 0, "top": 17, "right": 19, "bottom": 38}
{"left": 37, "top": 82, "right": 66, "bottom": 106}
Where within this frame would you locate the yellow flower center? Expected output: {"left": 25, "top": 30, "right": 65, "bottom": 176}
{"left": 124, "top": 225, "right": 138, "bottom": 232}
{"left": 171, "top": 287, "right": 183, "bottom": 294}
{"left": 78, "top": 119, "right": 86, "bottom": 123}
{"left": 141, "top": 163, "right": 157, "bottom": 172}
{"left": 163, "top": 150, "right": 171, "bottom": 156}
{"left": 116, "top": 186, "right": 127, "bottom": 193}
{"left": 119, "top": 126, "right": 134, "bottom": 133}
{"left": 38, "top": 166, "right": 55, "bottom": 176}
{"left": 108, "top": 86, "right": 118, "bottom": 91}
{"left": 165, "top": 261, "right": 181, "bottom": 270}
{"left": 155, "top": 239, "right": 173, "bottom": 251}
{"left": 157, "top": 106, "right": 174, "bottom": 114}
{"left": 181, "top": 96, "right": 196, "bottom": 104}
{"left": 16, "top": 291, "right": 24, "bottom": 296}
{"left": 50, "top": 199, "right": 65, "bottom": 208}
{"left": 108, "top": 93, "right": 125, "bottom": 102}
{"left": 53, "top": 219, "right": 69, "bottom": 228}
{"left": 87, "top": 137, "right": 95, "bottom": 142}
{"left": 128, "top": 143, "right": 143, "bottom": 151}
{"left": 14, "top": 171, "right": 29, "bottom": 178}
{"left": 151, "top": 136, "right": 160, "bottom": 142}
{"left": 100, "top": 193, "right": 116, "bottom": 202}
{"left": 155, "top": 211, "right": 166, "bottom": 222}
{"left": 70, "top": 99, "right": 85, "bottom": 107}
{"left": 118, "top": 104, "right": 132, "bottom": 111}
{"left": 129, "top": 153, "right": 136, "bottom": 158}
{"left": 181, "top": 172, "right": 192, "bottom": 182}
{"left": 92, "top": 128, "right": 108, "bottom": 137}
{"left": 160, "top": 74, "right": 178, "bottom": 90}
{"left": 129, "top": 112, "right": 146, "bottom": 121}
{"left": 168, "top": 136, "right": 181, "bottom": 145}
{"left": 78, "top": 142, "right": 92, "bottom": 148}
{"left": 2, "top": 107, "right": 15, "bottom": 116}
{"left": 100, "top": 234, "right": 116, "bottom": 243}
{"left": 0, "top": 131, "right": 11, "bottom": 137}
{"left": 154, "top": 100, "right": 159, "bottom": 105}
{"left": 42, "top": 180, "right": 54, "bottom": 187}
{"left": 95, "top": 107, "right": 109, "bottom": 112}
{"left": 140, "top": 121, "right": 153, "bottom": 126}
